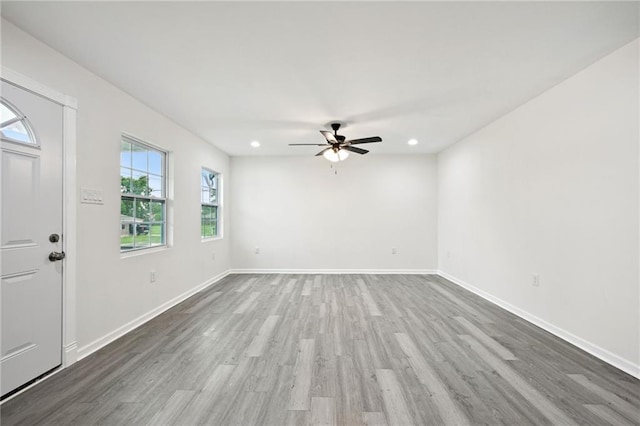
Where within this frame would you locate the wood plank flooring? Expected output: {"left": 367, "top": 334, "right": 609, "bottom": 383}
{"left": 2, "top": 274, "right": 639, "bottom": 425}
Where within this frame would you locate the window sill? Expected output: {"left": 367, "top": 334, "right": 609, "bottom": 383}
{"left": 120, "top": 245, "right": 169, "bottom": 259}
{"left": 201, "top": 236, "right": 223, "bottom": 243}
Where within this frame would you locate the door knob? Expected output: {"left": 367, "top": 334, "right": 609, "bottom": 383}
{"left": 49, "top": 251, "right": 66, "bottom": 262}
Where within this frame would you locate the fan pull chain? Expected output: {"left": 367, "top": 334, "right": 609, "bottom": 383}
{"left": 330, "top": 163, "right": 338, "bottom": 175}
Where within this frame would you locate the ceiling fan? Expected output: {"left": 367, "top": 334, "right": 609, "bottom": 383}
{"left": 289, "top": 123, "right": 382, "bottom": 162}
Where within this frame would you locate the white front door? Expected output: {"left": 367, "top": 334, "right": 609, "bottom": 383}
{"left": 1, "top": 80, "right": 64, "bottom": 397}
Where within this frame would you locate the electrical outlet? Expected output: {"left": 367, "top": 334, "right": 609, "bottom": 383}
{"left": 391, "top": 247, "right": 397, "bottom": 255}
{"left": 255, "top": 247, "right": 260, "bottom": 254}
{"left": 150, "top": 270, "right": 157, "bottom": 283}
{"left": 532, "top": 274, "right": 540, "bottom": 287}
{"left": 211, "top": 253, "right": 216, "bottom": 261}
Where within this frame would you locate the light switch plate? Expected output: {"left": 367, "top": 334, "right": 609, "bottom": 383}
{"left": 80, "top": 187, "right": 104, "bottom": 205}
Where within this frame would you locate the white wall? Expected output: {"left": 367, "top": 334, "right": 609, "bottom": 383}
{"left": 438, "top": 40, "right": 639, "bottom": 374}
{"left": 1, "top": 20, "right": 231, "bottom": 356}
{"left": 230, "top": 155, "right": 438, "bottom": 272}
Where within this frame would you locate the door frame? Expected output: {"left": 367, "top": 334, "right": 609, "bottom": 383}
{"left": 1, "top": 67, "right": 78, "bottom": 370}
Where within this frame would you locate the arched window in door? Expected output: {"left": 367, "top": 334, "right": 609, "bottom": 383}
{"left": 0, "top": 99, "right": 38, "bottom": 146}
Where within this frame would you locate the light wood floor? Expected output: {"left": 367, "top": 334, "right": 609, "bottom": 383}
{"left": 2, "top": 274, "right": 639, "bottom": 425}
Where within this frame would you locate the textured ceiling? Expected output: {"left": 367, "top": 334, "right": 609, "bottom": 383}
{"left": 2, "top": 1, "right": 638, "bottom": 156}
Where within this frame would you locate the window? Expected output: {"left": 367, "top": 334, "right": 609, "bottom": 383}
{"left": 201, "top": 168, "right": 220, "bottom": 239}
{"left": 0, "top": 99, "right": 37, "bottom": 146}
{"left": 120, "top": 135, "right": 166, "bottom": 252}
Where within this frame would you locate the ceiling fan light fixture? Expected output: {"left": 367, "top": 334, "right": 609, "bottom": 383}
{"left": 289, "top": 122, "right": 381, "bottom": 159}
{"left": 323, "top": 148, "right": 349, "bottom": 162}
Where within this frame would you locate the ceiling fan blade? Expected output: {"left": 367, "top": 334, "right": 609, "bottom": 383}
{"left": 346, "top": 136, "right": 382, "bottom": 145}
{"left": 289, "top": 143, "right": 329, "bottom": 146}
{"left": 342, "top": 146, "right": 369, "bottom": 155}
{"left": 315, "top": 148, "right": 332, "bottom": 157}
{"left": 320, "top": 130, "right": 338, "bottom": 143}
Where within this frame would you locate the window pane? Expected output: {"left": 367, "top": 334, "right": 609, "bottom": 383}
{"left": 149, "top": 151, "right": 163, "bottom": 175}
{"left": 131, "top": 171, "right": 151, "bottom": 196}
{"left": 201, "top": 170, "right": 211, "bottom": 187}
{"left": 131, "top": 145, "right": 148, "bottom": 171}
{"left": 149, "top": 223, "right": 164, "bottom": 246}
{"left": 201, "top": 220, "right": 213, "bottom": 238}
{"left": 120, "top": 224, "right": 134, "bottom": 251}
{"left": 201, "top": 205, "right": 208, "bottom": 238}
{"left": 135, "top": 199, "right": 150, "bottom": 221}
{"left": 134, "top": 224, "right": 151, "bottom": 249}
{"left": 149, "top": 200, "right": 164, "bottom": 222}
{"left": 201, "top": 186, "right": 217, "bottom": 205}
{"left": 121, "top": 198, "right": 134, "bottom": 218}
{"left": 120, "top": 140, "right": 131, "bottom": 168}
{"left": 201, "top": 205, "right": 211, "bottom": 220}
{"left": 201, "top": 205, "right": 218, "bottom": 238}
{"left": 132, "top": 169, "right": 145, "bottom": 180}
{"left": 201, "top": 169, "right": 217, "bottom": 204}
{"left": 120, "top": 167, "right": 132, "bottom": 193}
{"left": 1, "top": 120, "right": 32, "bottom": 144}
{"left": 0, "top": 102, "right": 16, "bottom": 123}
{"left": 120, "top": 199, "right": 135, "bottom": 251}
{"left": 148, "top": 174, "right": 163, "bottom": 198}
{"left": 202, "top": 221, "right": 215, "bottom": 238}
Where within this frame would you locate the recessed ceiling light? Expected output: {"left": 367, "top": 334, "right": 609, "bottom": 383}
{"left": 250, "top": 140, "right": 260, "bottom": 148}
{"left": 408, "top": 139, "right": 418, "bottom": 146}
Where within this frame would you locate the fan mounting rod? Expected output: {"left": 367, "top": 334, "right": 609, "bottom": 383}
{"left": 330, "top": 122, "right": 346, "bottom": 141}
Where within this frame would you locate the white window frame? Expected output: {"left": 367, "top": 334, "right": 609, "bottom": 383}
{"left": 201, "top": 167, "right": 222, "bottom": 240}
{"left": 120, "top": 134, "right": 168, "bottom": 253}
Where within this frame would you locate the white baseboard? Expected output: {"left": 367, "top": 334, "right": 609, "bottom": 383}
{"left": 63, "top": 342, "right": 77, "bottom": 367}
{"left": 230, "top": 268, "right": 438, "bottom": 275}
{"left": 437, "top": 270, "right": 640, "bottom": 379}
{"left": 77, "top": 270, "right": 231, "bottom": 360}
